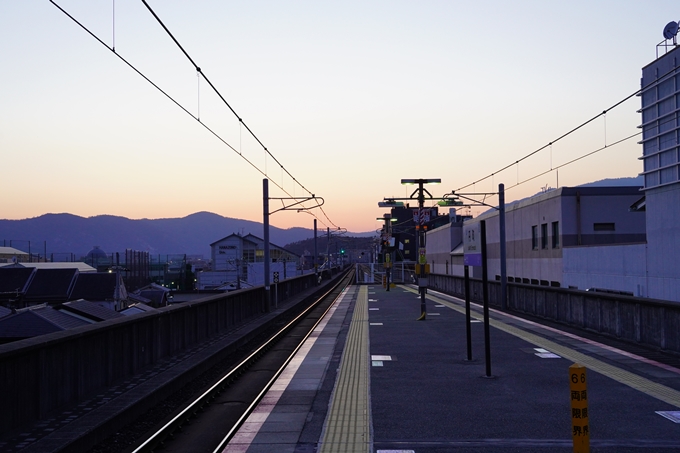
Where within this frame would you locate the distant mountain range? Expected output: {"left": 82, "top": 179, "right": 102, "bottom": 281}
{"left": 0, "top": 212, "right": 374, "bottom": 259}
{"left": 576, "top": 176, "right": 643, "bottom": 188}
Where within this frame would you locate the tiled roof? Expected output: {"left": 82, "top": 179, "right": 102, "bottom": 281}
{"left": 128, "top": 292, "right": 152, "bottom": 304}
{"left": 23, "top": 269, "right": 77, "bottom": 303}
{"left": 120, "top": 303, "right": 156, "bottom": 316}
{"left": 0, "top": 246, "right": 29, "bottom": 256}
{"left": 58, "top": 300, "right": 123, "bottom": 321}
{"left": 0, "top": 267, "right": 34, "bottom": 293}
{"left": 70, "top": 273, "right": 118, "bottom": 301}
{"left": 33, "top": 305, "right": 91, "bottom": 329}
{"left": 3, "top": 262, "right": 96, "bottom": 272}
{"left": 0, "top": 307, "right": 89, "bottom": 341}
{"left": 0, "top": 305, "right": 12, "bottom": 319}
{"left": 138, "top": 290, "right": 166, "bottom": 306}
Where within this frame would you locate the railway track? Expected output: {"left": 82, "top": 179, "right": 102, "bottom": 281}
{"left": 127, "top": 269, "right": 354, "bottom": 453}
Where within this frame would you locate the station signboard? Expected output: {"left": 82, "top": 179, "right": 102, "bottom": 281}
{"left": 463, "top": 222, "right": 482, "bottom": 267}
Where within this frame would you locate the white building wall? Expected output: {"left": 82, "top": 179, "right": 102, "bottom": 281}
{"left": 211, "top": 236, "right": 244, "bottom": 271}
{"left": 470, "top": 189, "right": 564, "bottom": 284}
{"left": 197, "top": 261, "right": 299, "bottom": 290}
{"left": 645, "top": 184, "right": 680, "bottom": 301}
{"left": 562, "top": 244, "right": 647, "bottom": 296}
{"left": 427, "top": 222, "right": 463, "bottom": 275}
{"left": 246, "top": 261, "right": 299, "bottom": 287}
{"left": 448, "top": 187, "right": 644, "bottom": 294}
{"left": 637, "top": 44, "right": 680, "bottom": 302}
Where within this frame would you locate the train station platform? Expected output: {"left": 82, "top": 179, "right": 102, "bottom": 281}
{"left": 225, "top": 284, "right": 680, "bottom": 453}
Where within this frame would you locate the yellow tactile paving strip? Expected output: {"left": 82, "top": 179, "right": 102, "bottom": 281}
{"left": 319, "top": 285, "right": 371, "bottom": 453}
{"left": 407, "top": 286, "right": 680, "bottom": 409}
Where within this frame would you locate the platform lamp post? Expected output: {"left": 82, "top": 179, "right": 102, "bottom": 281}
{"left": 401, "top": 178, "right": 441, "bottom": 320}
{"left": 376, "top": 213, "right": 398, "bottom": 291}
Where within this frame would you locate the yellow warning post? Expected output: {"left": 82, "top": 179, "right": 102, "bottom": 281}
{"left": 569, "top": 363, "right": 590, "bottom": 453}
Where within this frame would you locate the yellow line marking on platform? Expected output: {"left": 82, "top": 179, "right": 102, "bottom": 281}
{"left": 319, "top": 286, "right": 371, "bottom": 453}
{"left": 402, "top": 286, "right": 680, "bottom": 408}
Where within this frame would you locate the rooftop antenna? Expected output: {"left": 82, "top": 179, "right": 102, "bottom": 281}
{"left": 663, "top": 21, "right": 679, "bottom": 41}
{"left": 658, "top": 21, "right": 679, "bottom": 58}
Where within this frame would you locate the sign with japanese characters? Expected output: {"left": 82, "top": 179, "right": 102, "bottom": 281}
{"left": 412, "top": 208, "right": 433, "bottom": 225}
{"left": 463, "top": 222, "right": 482, "bottom": 267}
{"left": 569, "top": 363, "right": 590, "bottom": 453}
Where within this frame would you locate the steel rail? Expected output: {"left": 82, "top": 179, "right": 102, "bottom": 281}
{"left": 132, "top": 268, "right": 354, "bottom": 453}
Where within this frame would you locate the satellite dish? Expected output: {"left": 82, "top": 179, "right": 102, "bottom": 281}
{"left": 663, "top": 21, "right": 679, "bottom": 40}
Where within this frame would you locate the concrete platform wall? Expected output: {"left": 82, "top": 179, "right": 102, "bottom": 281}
{"left": 429, "top": 273, "right": 680, "bottom": 354}
{"left": 0, "top": 272, "right": 320, "bottom": 435}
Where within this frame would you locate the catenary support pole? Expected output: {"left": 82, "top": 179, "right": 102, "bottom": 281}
{"left": 314, "top": 219, "right": 318, "bottom": 285}
{"left": 263, "top": 178, "right": 271, "bottom": 313}
{"left": 418, "top": 181, "right": 427, "bottom": 319}
{"left": 464, "top": 264, "right": 472, "bottom": 361}
{"left": 499, "top": 183, "right": 507, "bottom": 310}
{"left": 481, "top": 220, "right": 492, "bottom": 377}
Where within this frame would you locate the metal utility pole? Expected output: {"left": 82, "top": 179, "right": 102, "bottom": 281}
{"left": 401, "top": 178, "right": 441, "bottom": 320}
{"left": 314, "top": 219, "right": 318, "bottom": 285}
{"left": 499, "top": 183, "right": 507, "bottom": 310}
{"left": 263, "top": 178, "right": 271, "bottom": 312}
{"left": 377, "top": 213, "right": 395, "bottom": 291}
{"left": 481, "top": 220, "right": 492, "bottom": 378}
{"left": 263, "top": 178, "right": 326, "bottom": 300}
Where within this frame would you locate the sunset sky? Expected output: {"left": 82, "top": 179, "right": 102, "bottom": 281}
{"left": 1, "top": 1, "right": 675, "bottom": 233}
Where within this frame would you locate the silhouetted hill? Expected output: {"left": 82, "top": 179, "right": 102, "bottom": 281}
{"left": 283, "top": 236, "right": 376, "bottom": 257}
{"left": 577, "top": 176, "right": 643, "bottom": 188}
{"left": 0, "top": 212, "right": 373, "bottom": 259}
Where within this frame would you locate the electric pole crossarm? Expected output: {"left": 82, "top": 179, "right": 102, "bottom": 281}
{"left": 268, "top": 196, "right": 324, "bottom": 214}
{"left": 450, "top": 193, "right": 500, "bottom": 210}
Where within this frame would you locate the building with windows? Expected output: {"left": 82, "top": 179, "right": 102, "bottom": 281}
{"left": 380, "top": 205, "right": 442, "bottom": 263}
{"left": 0, "top": 247, "right": 30, "bottom": 264}
{"left": 434, "top": 186, "right": 646, "bottom": 291}
{"left": 198, "top": 233, "right": 300, "bottom": 290}
{"left": 638, "top": 43, "right": 680, "bottom": 301}
{"left": 426, "top": 28, "right": 680, "bottom": 302}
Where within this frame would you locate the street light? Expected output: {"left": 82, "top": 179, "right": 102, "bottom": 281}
{"left": 437, "top": 195, "right": 463, "bottom": 206}
{"left": 401, "top": 178, "right": 441, "bottom": 185}
{"left": 376, "top": 214, "right": 397, "bottom": 291}
{"left": 401, "top": 178, "right": 440, "bottom": 320}
{"left": 378, "top": 198, "right": 405, "bottom": 208}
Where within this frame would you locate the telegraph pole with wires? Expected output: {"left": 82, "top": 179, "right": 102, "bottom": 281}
{"left": 401, "top": 178, "right": 441, "bottom": 320}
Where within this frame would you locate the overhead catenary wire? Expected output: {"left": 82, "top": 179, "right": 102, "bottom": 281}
{"left": 50, "top": 0, "right": 339, "bottom": 230}
{"left": 458, "top": 104, "right": 678, "bottom": 210}
{"left": 506, "top": 131, "right": 641, "bottom": 192}
{"left": 139, "top": 1, "right": 341, "bottom": 230}
{"left": 457, "top": 93, "right": 639, "bottom": 192}
{"left": 502, "top": 103, "right": 679, "bottom": 194}
{"left": 138, "top": 2, "right": 323, "bottom": 207}
{"left": 456, "top": 61, "right": 680, "bottom": 193}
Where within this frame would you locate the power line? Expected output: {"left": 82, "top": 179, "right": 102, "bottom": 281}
{"left": 506, "top": 131, "right": 641, "bottom": 192}
{"left": 49, "top": 0, "right": 339, "bottom": 230}
{"left": 139, "top": 1, "right": 339, "bottom": 228}
{"left": 456, "top": 62, "right": 680, "bottom": 193}
{"left": 456, "top": 95, "right": 638, "bottom": 192}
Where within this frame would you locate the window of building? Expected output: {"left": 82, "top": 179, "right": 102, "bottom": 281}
{"left": 551, "top": 221, "right": 559, "bottom": 248}
{"left": 404, "top": 239, "right": 410, "bottom": 244}
{"left": 532, "top": 225, "right": 538, "bottom": 250}
{"left": 593, "top": 223, "right": 615, "bottom": 231}
{"left": 243, "top": 250, "right": 255, "bottom": 262}
{"left": 405, "top": 250, "right": 410, "bottom": 255}
{"left": 541, "top": 223, "right": 548, "bottom": 249}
